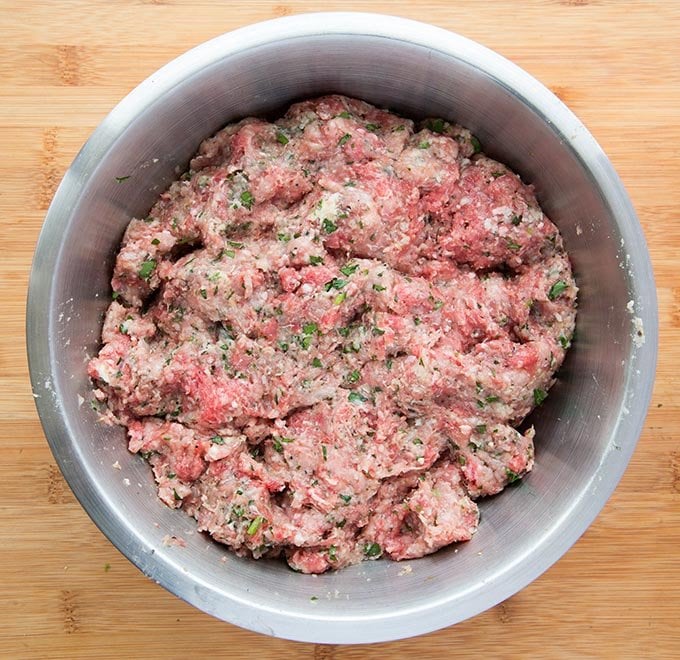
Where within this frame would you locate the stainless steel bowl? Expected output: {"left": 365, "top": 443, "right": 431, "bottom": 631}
{"left": 27, "top": 13, "right": 657, "bottom": 643}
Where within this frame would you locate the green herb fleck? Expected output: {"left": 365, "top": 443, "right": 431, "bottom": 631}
{"left": 547, "top": 280, "right": 568, "bottom": 301}
{"left": 224, "top": 249, "right": 236, "bottom": 259}
{"left": 240, "top": 190, "right": 255, "bottom": 210}
{"left": 559, "top": 334, "right": 571, "bottom": 349}
{"left": 337, "top": 111, "right": 351, "bottom": 119}
{"left": 386, "top": 358, "right": 393, "bottom": 370}
{"left": 151, "top": 237, "right": 160, "bottom": 245}
{"left": 418, "top": 141, "right": 431, "bottom": 149}
{"left": 302, "top": 322, "right": 319, "bottom": 335}
{"left": 533, "top": 388, "right": 548, "bottom": 405}
{"left": 339, "top": 494, "right": 352, "bottom": 504}
{"left": 474, "top": 424, "right": 487, "bottom": 434}
{"left": 347, "top": 369, "right": 361, "bottom": 383}
{"left": 506, "top": 469, "right": 521, "bottom": 484}
{"left": 372, "top": 326, "right": 385, "bottom": 336}
{"left": 340, "top": 263, "right": 359, "bottom": 276}
{"left": 427, "top": 118, "right": 446, "bottom": 134}
{"left": 338, "top": 133, "right": 352, "bottom": 146}
{"left": 372, "top": 284, "right": 386, "bottom": 292}
{"left": 485, "top": 395, "right": 500, "bottom": 404}
{"left": 506, "top": 239, "right": 522, "bottom": 250}
{"left": 199, "top": 288, "right": 207, "bottom": 299}
{"left": 322, "top": 218, "right": 338, "bottom": 234}
{"left": 211, "top": 435, "right": 225, "bottom": 444}
{"left": 470, "top": 135, "right": 482, "bottom": 153}
{"left": 312, "top": 357, "right": 323, "bottom": 368}
{"left": 333, "top": 292, "right": 347, "bottom": 305}
{"left": 324, "top": 278, "right": 347, "bottom": 292}
{"left": 365, "top": 123, "right": 380, "bottom": 132}
{"left": 138, "top": 259, "right": 157, "bottom": 280}
{"left": 511, "top": 214, "right": 523, "bottom": 226}
{"left": 277, "top": 232, "right": 292, "bottom": 242}
{"left": 322, "top": 445, "right": 327, "bottom": 461}
{"left": 363, "top": 542, "right": 382, "bottom": 558}
{"left": 348, "top": 391, "right": 367, "bottom": 404}
{"left": 246, "top": 515, "right": 265, "bottom": 536}
{"left": 276, "top": 131, "right": 289, "bottom": 145}
{"left": 115, "top": 175, "right": 131, "bottom": 183}
{"left": 112, "top": 291, "right": 119, "bottom": 301}
{"left": 309, "top": 255, "right": 324, "bottom": 265}
{"left": 173, "top": 489, "right": 182, "bottom": 502}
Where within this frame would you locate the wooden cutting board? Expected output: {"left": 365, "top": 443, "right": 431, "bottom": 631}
{"left": 2, "top": 1, "right": 679, "bottom": 657}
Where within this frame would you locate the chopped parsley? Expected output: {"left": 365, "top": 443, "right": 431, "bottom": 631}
{"left": 506, "top": 469, "right": 521, "bottom": 484}
{"left": 312, "top": 357, "right": 323, "bottom": 368}
{"left": 558, "top": 334, "right": 571, "bottom": 349}
{"left": 321, "top": 445, "right": 327, "bottom": 461}
{"left": 211, "top": 435, "right": 225, "bottom": 444}
{"left": 333, "top": 292, "right": 347, "bottom": 305}
{"left": 114, "top": 175, "right": 131, "bottom": 183}
{"left": 240, "top": 190, "right": 255, "bottom": 210}
{"left": 339, "top": 494, "right": 352, "bottom": 504}
{"left": 418, "top": 141, "right": 431, "bottom": 149}
{"left": 470, "top": 135, "right": 482, "bottom": 153}
{"left": 324, "top": 277, "right": 347, "bottom": 291}
{"left": 340, "top": 263, "right": 359, "bottom": 276}
{"left": 199, "top": 288, "right": 207, "bottom": 299}
{"left": 309, "top": 255, "right": 324, "bottom": 265}
{"left": 363, "top": 542, "right": 382, "bottom": 557}
{"left": 337, "top": 111, "right": 351, "bottom": 119}
{"left": 277, "top": 232, "right": 292, "bottom": 242}
{"left": 302, "top": 322, "right": 319, "bottom": 335}
{"left": 347, "top": 369, "right": 361, "bottom": 383}
{"left": 548, "top": 280, "right": 568, "bottom": 301}
{"left": 533, "top": 388, "right": 548, "bottom": 405}
{"left": 151, "top": 237, "right": 160, "bottom": 245}
{"left": 138, "top": 259, "right": 157, "bottom": 280}
{"left": 321, "top": 218, "right": 338, "bottom": 234}
{"left": 338, "top": 133, "right": 352, "bottom": 146}
{"left": 276, "top": 131, "right": 289, "bottom": 145}
{"left": 511, "top": 214, "right": 523, "bottom": 226}
{"left": 372, "top": 283, "right": 386, "bottom": 292}
{"left": 348, "top": 391, "right": 367, "bottom": 404}
{"left": 426, "top": 118, "right": 446, "bottom": 134}
{"left": 365, "top": 123, "right": 380, "bottom": 132}
{"left": 474, "top": 424, "right": 487, "bottom": 434}
{"left": 246, "top": 516, "right": 265, "bottom": 535}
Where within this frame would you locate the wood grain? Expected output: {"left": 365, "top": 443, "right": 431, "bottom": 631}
{"left": 1, "top": 1, "right": 679, "bottom": 657}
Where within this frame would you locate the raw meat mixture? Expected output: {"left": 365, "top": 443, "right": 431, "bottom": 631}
{"left": 89, "top": 95, "right": 577, "bottom": 573}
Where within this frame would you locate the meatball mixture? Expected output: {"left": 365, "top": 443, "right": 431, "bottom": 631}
{"left": 90, "top": 95, "right": 577, "bottom": 573}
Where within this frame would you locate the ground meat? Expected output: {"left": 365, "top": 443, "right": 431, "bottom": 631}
{"left": 89, "top": 95, "right": 577, "bottom": 573}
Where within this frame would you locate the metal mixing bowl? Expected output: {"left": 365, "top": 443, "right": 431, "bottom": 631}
{"left": 27, "top": 13, "right": 657, "bottom": 643}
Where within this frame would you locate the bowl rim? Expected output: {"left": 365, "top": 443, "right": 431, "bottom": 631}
{"left": 26, "top": 11, "right": 658, "bottom": 643}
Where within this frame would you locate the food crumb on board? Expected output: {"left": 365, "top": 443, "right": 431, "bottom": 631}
{"left": 398, "top": 565, "right": 413, "bottom": 576}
